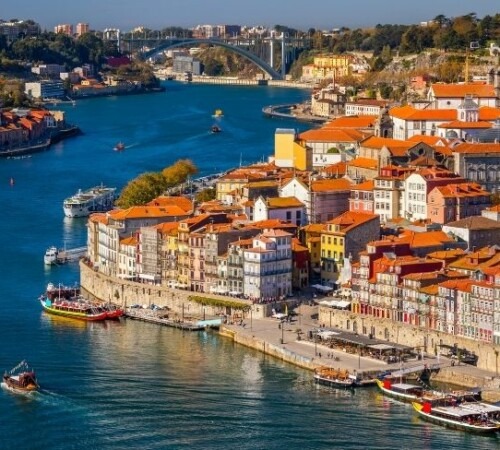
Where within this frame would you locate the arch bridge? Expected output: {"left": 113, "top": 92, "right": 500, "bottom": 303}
{"left": 119, "top": 36, "right": 310, "bottom": 80}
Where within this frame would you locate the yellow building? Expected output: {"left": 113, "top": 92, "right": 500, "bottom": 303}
{"left": 320, "top": 211, "right": 380, "bottom": 286}
{"left": 301, "top": 55, "right": 351, "bottom": 81}
{"left": 274, "top": 128, "right": 312, "bottom": 171}
{"left": 300, "top": 223, "right": 324, "bottom": 278}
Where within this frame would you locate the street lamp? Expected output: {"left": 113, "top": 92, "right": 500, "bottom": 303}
{"left": 280, "top": 319, "right": 284, "bottom": 344}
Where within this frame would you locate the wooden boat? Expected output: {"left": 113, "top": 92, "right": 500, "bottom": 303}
{"left": 45, "top": 282, "right": 80, "bottom": 301}
{"left": 101, "top": 303, "right": 124, "bottom": 320}
{"left": 39, "top": 296, "right": 108, "bottom": 321}
{"left": 314, "top": 367, "right": 355, "bottom": 389}
{"left": 2, "top": 361, "right": 39, "bottom": 393}
{"left": 412, "top": 401, "right": 500, "bottom": 433}
{"left": 374, "top": 378, "right": 449, "bottom": 404}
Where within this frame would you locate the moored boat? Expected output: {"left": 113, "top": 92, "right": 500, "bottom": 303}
{"left": 412, "top": 401, "right": 500, "bottom": 433}
{"left": 314, "top": 367, "right": 355, "bottom": 389}
{"left": 44, "top": 246, "right": 59, "bottom": 265}
{"left": 2, "top": 361, "right": 39, "bottom": 393}
{"left": 45, "top": 282, "right": 80, "bottom": 301}
{"left": 39, "top": 296, "right": 108, "bottom": 321}
{"left": 374, "top": 378, "right": 447, "bottom": 403}
{"left": 63, "top": 184, "right": 117, "bottom": 218}
{"left": 101, "top": 303, "right": 124, "bottom": 320}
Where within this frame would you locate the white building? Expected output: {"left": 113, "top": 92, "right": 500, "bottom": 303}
{"left": 118, "top": 236, "right": 137, "bottom": 280}
{"left": 252, "top": 196, "right": 305, "bottom": 226}
{"left": 243, "top": 230, "right": 292, "bottom": 300}
{"left": 25, "top": 80, "right": 65, "bottom": 99}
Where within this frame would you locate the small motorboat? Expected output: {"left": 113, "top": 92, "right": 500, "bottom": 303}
{"left": 211, "top": 125, "right": 222, "bottom": 134}
{"left": 212, "top": 109, "right": 224, "bottom": 118}
{"left": 2, "top": 361, "right": 39, "bottom": 393}
{"left": 114, "top": 142, "right": 125, "bottom": 152}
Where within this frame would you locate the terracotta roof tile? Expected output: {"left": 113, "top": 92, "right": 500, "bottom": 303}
{"left": 430, "top": 83, "right": 495, "bottom": 98}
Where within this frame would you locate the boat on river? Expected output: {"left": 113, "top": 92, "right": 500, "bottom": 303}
{"left": 212, "top": 109, "right": 223, "bottom": 118}
{"left": 2, "top": 361, "right": 39, "bottom": 393}
{"left": 45, "top": 282, "right": 80, "bottom": 301}
{"left": 412, "top": 401, "right": 500, "bottom": 433}
{"left": 314, "top": 367, "right": 355, "bottom": 389}
{"left": 63, "top": 184, "right": 117, "bottom": 218}
{"left": 39, "top": 296, "right": 108, "bottom": 321}
{"left": 375, "top": 379, "right": 445, "bottom": 403}
{"left": 210, "top": 125, "right": 222, "bottom": 134}
{"left": 114, "top": 142, "right": 125, "bottom": 152}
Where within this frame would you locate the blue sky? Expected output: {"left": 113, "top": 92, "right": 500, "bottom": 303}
{"left": 3, "top": 0, "right": 499, "bottom": 31}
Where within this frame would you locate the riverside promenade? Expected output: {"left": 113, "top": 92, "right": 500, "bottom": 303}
{"left": 220, "top": 303, "right": 500, "bottom": 401}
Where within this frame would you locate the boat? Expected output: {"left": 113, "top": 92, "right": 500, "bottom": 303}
{"left": 210, "top": 125, "right": 222, "bottom": 133}
{"left": 44, "top": 246, "right": 59, "bottom": 265}
{"left": 39, "top": 296, "right": 108, "bottom": 321}
{"left": 100, "top": 303, "right": 125, "bottom": 320}
{"left": 2, "top": 361, "right": 39, "bottom": 393}
{"left": 114, "top": 142, "right": 125, "bottom": 152}
{"left": 212, "top": 109, "right": 224, "bottom": 118}
{"left": 412, "top": 401, "right": 500, "bottom": 433}
{"left": 45, "top": 282, "right": 80, "bottom": 301}
{"left": 63, "top": 185, "right": 117, "bottom": 218}
{"left": 314, "top": 366, "right": 355, "bottom": 389}
{"left": 374, "top": 378, "right": 446, "bottom": 403}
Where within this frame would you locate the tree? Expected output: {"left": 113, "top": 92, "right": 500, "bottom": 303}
{"left": 195, "top": 188, "right": 216, "bottom": 203}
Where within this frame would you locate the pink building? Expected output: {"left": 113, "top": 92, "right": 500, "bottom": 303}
{"left": 349, "top": 180, "right": 374, "bottom": 213}
{"left": 428, "top": 182, "right": 491, "bottom": 224}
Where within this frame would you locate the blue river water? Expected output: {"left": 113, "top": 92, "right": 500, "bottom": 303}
{"left": 0, "top": 83, "right": 498, "bottom": 449}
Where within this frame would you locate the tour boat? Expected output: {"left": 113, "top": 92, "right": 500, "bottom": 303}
{"left": 39, "top": 296, "right": 108, "bottom": 321}
{"left": 101, "top": 303, "right": 125, "bottom": 320}
{"left": 45, "top": 282, "right": 80, "bottom": 301}
{"left": 412, "top": 401, "right": 500, "bottom": 433}
{"left": 2, "top": 361, "right": 39, "bottom": 394}
{"left": 114, "top": 142, "right": 125, "bottom": 152}
{"left": 374, "top": 378, "right": 446, "bottom": 403}
{"left": 63, "top": 185, "right": 117, "bottom": 218}
{"left": 314, "top": 367, "right": 355, "bottom": 389}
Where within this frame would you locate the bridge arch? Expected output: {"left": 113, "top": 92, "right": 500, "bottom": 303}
{"left": 141, "top": 38, "right": 283, "bottom": 80}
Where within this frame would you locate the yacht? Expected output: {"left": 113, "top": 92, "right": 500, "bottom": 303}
{"left": 63, "top": 185, "right": 117, "bottom": 218}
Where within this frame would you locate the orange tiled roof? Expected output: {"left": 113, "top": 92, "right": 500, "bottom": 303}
{"left": 321, "top": 161, "right": 348, "bottom": 176}
{"left": 147, "top": 196, "right": 193, "bottom": 213}
{"left": 155, "top": 221, "right": 179, "bottom": 234}
{"left": 360, "top": 135, "right": 413, "bottom": 150}
{"left": 389, "top": 105, "right": 457, "bottom": 121}
{"left": 89, "top": 212, "right": 108, "bottom": 225}
{"left": 347, "top": 157, "right": 378, "bottom": 170}
{"left": 311, "top": 178, "right": 352, "bottom": 192}
{"left": 430, "top": 83, "right": 495, "bottom": 98}
{"left": 265, "top": 197, "right": 304, "bottom": 208}
{"left": 352, "top": 180, "right": 374, "bottom": 191}
{"left": 299, "top": 127, "right": 364, "bottom": 142}
{"left": 398, "top": 230, "right": 455, "bottom": 248}
{"left": 324, "top": 115, "right": 376, "bottom": 129}
{"left": 438, "top": 279, "right": 475, "bottom": 293}
{"left": 432, "top": 182, "right": 490, "bottom": 198}
{"left": 451, "top": 142, "right": 500, "bottom": 154}
{"left": 120, "top": 236, "right": 137, "bottom": 246}
{"left": 478, "top": 106, "right": 500, "bottom": 121}
{"left": 407, "top": 135, "right": 449, "bottom": 146}
{"left": 109, "top": 205, "right": 189, "bottom": 220}
{"left": 438, "top": 120, "right": 492, "bottom": 129}
{"left": 324, "top": 211, "right": 379, "bottom": 233}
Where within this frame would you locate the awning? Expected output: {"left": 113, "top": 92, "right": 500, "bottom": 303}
{"left": 312, "top": 284, "right": 333, "bottom": 292}
{"left": 319, "top": 299, "right": 350, "bottom": 309}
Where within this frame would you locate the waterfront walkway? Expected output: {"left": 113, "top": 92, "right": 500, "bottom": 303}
{"left": 222, "top": 304, "right": 500, "bottom": 400}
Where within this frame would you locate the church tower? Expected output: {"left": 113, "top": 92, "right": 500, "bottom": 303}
{"left": 374, "top": 106, "right": 393, "bottom": 138}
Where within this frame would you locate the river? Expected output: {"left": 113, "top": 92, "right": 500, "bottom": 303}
{"left": 0, "top": 82, "right": 497, "bottom": 449}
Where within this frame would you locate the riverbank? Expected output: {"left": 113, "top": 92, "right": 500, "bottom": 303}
{"left": 219, "top": 307, "right": 500, "bottom": 402}
{"left": 0, "top": 125, "right": 81, "bottom": 157}
{"left": 262, "top": 104, "right": 327, "bottom": 124}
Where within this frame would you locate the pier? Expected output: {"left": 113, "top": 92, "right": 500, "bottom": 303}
{"left": 124, "top": 307, "right": 222, "bottom": 331}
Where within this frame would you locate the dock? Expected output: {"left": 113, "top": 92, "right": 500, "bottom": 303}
{"left": 124, "top": 308, "right": 222, "bottom": 331}
{"left": 44, "top": 245, "right": 87, "bottom": 266}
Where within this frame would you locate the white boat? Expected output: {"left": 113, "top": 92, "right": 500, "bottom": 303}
{"left": 63, "top": 185, "right": 116, "bottom": 218}
{"left": 44, "top": 246, "right": 59, "bottom": 265}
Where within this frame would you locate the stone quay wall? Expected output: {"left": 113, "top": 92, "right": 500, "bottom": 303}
{"left": 80, "top": 261, "right": 257, "bottom": 320}
{"left": 319, "top": 307, "right": 500, "bottom": 374}
{"left": 219, "top": 327, "right": 318, "bottom": 371}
